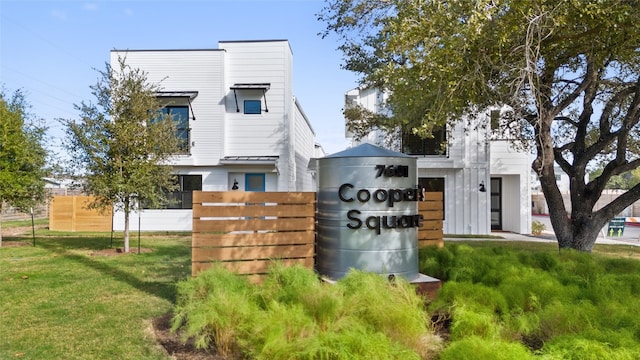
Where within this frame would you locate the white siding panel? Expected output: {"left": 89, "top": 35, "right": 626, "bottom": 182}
{"left": 111, "top": 50, "right": 225, "bottom": 167}
{"left": 293, "top": 100, "right": 315, "bottom": 191}
{"left": 113, "top": 209, "right": 192, "bottom": 232}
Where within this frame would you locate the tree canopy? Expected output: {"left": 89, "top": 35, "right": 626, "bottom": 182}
{"left": 0, "top": 89, "right": 48, "bottom": 246}
{"left": 62, "top": 57, "right": 182, "bottom": 252}
{"left": 320, "top": 0, "right": 640, "bottom": 251}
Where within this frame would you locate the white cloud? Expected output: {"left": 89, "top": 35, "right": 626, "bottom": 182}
{"left": 83, "top": 3, "right": 99, "bottom": 11}
{"left": 51, "top": 9, "right": 67, "bottom": 21}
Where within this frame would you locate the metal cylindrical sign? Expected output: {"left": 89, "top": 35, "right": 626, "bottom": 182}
{"left": 316, "top": 143, "right": 420, "bottom": 281}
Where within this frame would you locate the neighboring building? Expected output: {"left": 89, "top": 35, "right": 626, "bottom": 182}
{"left": 345, "top": 88, "right": 532, "bottom": 235}
{"left": 111, "top": 40, "right": 317, "bottom": 231}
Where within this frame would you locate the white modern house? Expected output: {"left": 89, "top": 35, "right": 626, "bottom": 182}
{"left": 111, "top": 40, "right": 318, "bottom": 231}
{"left": 345, "top": 88, "right": 532, "bottom": 235}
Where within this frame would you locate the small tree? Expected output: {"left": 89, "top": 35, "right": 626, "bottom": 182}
{"left": 0, "top": 89, "right": 47, "bottom": 246}
{"left": 62, "top": 57, "right": 181, "bottom": 253}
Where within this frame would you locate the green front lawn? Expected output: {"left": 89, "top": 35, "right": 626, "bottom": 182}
{"left": 0, "top": 228, "right": 191, "bottom": 360}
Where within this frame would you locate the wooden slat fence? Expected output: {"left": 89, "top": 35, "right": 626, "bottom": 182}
{"left": 49, "top": 196, "right": 112, "bottom": 232}
{"left": 192, "top": 190, "right": 443, "bottom": 279}
{"left": 192, "top": 191, "right": 316, "bottom": 280}
{"left": 418, "top": 192, "right": 444, "bottom": 248}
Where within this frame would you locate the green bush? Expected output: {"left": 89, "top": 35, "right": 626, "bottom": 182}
{"left": 438, "top": 336, "right": 534, "bottom": 360}
{"left": 541, "top": 336, "right": 640, "bottom": 360}
{"left": 423, "top": 242, "right": 640, "bottom": 358}
{"left": 337, "top": 269, "right": 441, "bottom": 357}
{"left": 172, "top": 263, "right": 442, "bottom": 359}
{"left": 172, "top": 244, "right": 640, "bottom": 359}
{"left": 171, "top": 264, "right": 256, "bottom": 356}
{"left": 531, "top": 220, "right": 545, "bottom": 235}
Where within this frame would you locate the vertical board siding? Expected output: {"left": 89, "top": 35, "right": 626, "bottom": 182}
{"left": 191, "top": 191, "right": 316, "bottom": 279}
{"left": 49, "top": 196, "right": 112, "bottom": 232}
{"left": 418, "top": 192, "right": 444, "bottom": 248}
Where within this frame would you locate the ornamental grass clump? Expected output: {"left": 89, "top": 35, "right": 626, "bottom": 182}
{"left": 422, "top": 242, "right": 640, "bottom": 358}
{"left": 338, "top": 269, "right": 442, "bottom": 358}
{"left": 173, "top": 262, "right": 442, "bottom": 359}
{"left": 437, "top": 336, "right": 534, "bottom": 360}
{"left": 171, "top": 264, "right": 256, "bottom": 356}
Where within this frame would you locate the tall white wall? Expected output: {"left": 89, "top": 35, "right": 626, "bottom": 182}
{"left": 220, "top": 40, "right": 295, "bottom": 191}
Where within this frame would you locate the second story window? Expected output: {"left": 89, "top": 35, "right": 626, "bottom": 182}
{"left": 402, "top": 127, "right": 447, "bottom": 156}
{"left": 230, "top": 83, "right": 270, "bottom": 113}
{"left": 244, "top": 100, "right": 262, "bottom": 114}
{"left": 155, "top": 106, "right": 190, "bottom": 153}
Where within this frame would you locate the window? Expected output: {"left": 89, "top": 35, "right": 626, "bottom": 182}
{"left": 244, "top": 100, "right": 262, "bottom": 114}
{"left": 154, "top": 106, "right": 190, "bottom": 153}
{"left": 490, "top": 110, "right": 501, "bottom": 130}
{"left": 402, "top": 128, "right": 447, "bottom": 155}
{"left": 144, "top": 174, "right": 202, "bottom": 209}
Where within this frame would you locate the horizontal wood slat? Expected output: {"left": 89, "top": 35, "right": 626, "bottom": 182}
{"left": 193, "top": 231, "right": 314, "bottom": 247}
{"left": 193, "top": 203, "right": 314, "bottom": 218}
{"left": 193, "top": 217, "right": 314, "bottom": 233}
{"left": 421, "top": 210, "right": 444, "bottom": 220}
{"left": 419, "top": 228, "right": 444, "bottom": 240}
{"left": 193, "top": 244, "right": 314, "bottom": 262}
{"left": 422, "top": 192, "right": 443, "bottom": 201}
{"left": 194, "top": 191, "right": 315, "bottom": 204}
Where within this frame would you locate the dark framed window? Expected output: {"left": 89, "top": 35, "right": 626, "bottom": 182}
{"left": 402, "top": 128, "right": 447, "bottom": 155}
{"left": 419, "top": 177, "right": 445, "bottom": 220}
{"left": 244, "top": 100, "right": 262, "bottom": 114}
{"left": 144, "top": 174, "right": 202, "bottom": 209}
{"left": 154, "top": 106, "right": 190, "bottom": 153}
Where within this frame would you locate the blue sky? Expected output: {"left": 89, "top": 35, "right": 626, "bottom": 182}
{"left": 0, "top": 0, "right": 359, "bottom": 158}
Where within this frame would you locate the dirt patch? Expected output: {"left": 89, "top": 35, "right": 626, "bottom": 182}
{"left": 151, "top": 313, "right": 235, "bottom": 360}
{"left": 2, "top": 225, "right": 42, "bottom": 237}
{"left": 89, "top": 247, "right": 154, "bottom": 256}
{"left": 1, "top": 240, "right": 31, "bottom": 247}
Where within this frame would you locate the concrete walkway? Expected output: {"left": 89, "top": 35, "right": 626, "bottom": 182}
{"left": 446, "top": 231, "right": 640, "bottom": 247}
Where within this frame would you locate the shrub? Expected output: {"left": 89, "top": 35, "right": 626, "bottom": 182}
{"left": 542, "top": 336, "right": 640, "bottom": 360}
{"left": 531, "top": 220, "right": 545, "bottom": 235}
{"left": 173, "top": 263, "right": 442, "bottom": 359}
{"left": 171, "top": 264, "right": 256, "bottom": 356}
{"left": 438, "top": 336, "right": 534, "bottom": 360}
{"left": 449, "top": 304, "right": 502, "bottom": 340}
{"left": 338, "top": 269, "right": 442, "bottom": 357}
